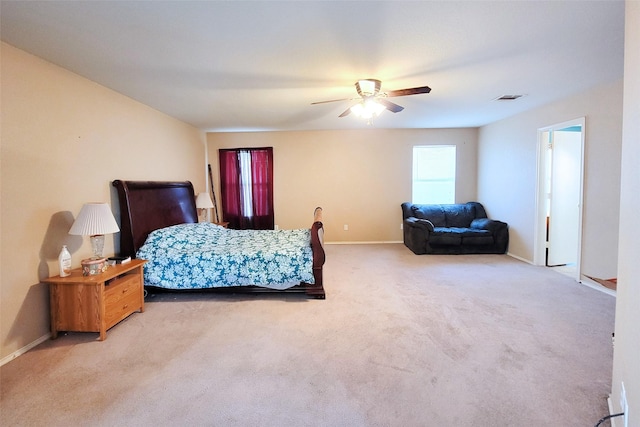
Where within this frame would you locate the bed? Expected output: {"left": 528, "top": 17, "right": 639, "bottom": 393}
{"left": 112, "top": 180, "right": 325, "bottom": 299}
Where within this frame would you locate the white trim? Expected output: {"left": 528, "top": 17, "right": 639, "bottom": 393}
{"left": 1, "top": 333, "right": 50, "bottom": 367}
{"left": 507, "top": 252, "right": 533, "bottom": 264}
{"left": 607, "top": 396, "right": 624, "bottom": 427}
{"left": 507, "top": 251, "right": 616, "bottom": 297}
{"left": 580, "top": 276, "right": 617, "bottom": 297}
{"left": 533, "top": 128, "right": 548, "bottom": 266}
{"left": 534, "top": 117, "right": 586, "bottom": 282}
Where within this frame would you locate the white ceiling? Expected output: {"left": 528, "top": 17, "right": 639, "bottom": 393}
{"left": 0, "top": 1, "right": 625, "bottom": 132}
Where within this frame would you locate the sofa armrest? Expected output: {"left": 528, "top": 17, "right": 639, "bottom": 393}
{"left": 471, "top": 218, "right": 507, "bottom": 233}
{"left": 403, "top": 217, "right": 434, "bottom": 254}
{"left": 406, "top": 217, "right": 435, "bottom": 232}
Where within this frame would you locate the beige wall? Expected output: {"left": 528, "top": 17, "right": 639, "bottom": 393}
{"left": 612, "top": 1, "right": 640, "bottom": 424}
{"left": 207, "top": 128, "right": 479, "bottom": 242}
{"left": 0, "top": 43, "right": 206, "bottom": 361}
{"left": 477, "top": 79, "right": 623, "bottom": 279}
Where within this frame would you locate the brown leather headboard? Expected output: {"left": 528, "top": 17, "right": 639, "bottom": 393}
{"left": 112, "top": 180, "right": 198, "bottom": 257}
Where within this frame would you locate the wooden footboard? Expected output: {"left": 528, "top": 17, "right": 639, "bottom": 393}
{"left": 305, "top": 207, "right": 326, "bottom": 299}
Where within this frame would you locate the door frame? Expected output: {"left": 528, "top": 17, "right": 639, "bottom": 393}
{"left": 533, "top": 117, "right": 585, "bottom": 280}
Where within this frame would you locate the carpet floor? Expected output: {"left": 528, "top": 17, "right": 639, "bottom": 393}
{"left": 0, "top": 244, "right": 615, "bottom": 426}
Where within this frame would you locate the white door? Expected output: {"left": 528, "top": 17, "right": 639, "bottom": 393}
{"left": 547, "top": 129, "right": 582, "bottom": 266}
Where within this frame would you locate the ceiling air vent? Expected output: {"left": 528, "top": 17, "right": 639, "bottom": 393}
{"left": 494, "top": 94, "right": 524, "bottom": 101}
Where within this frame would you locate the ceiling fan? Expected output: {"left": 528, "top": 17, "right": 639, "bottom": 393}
{"left": 311, "top": 79, "right": 431, "bottom": 119}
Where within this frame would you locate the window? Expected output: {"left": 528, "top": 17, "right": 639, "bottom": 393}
{"left": 412, "top": 145, "right": 456, "bottom": 204}
{"left": 219, "top": 147, "right": 274, "bottom": 230}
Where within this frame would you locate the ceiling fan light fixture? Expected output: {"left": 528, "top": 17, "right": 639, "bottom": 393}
{"left": 350, "top": 99, "right": 385, "bottom": 119}
{"left": 356, "top": 79, "right": 381, "bottom": 97}
{"left": 312, "top": 78, "right": 428, "bottom": 119}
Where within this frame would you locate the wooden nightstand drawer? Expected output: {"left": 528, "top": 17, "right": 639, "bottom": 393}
{"left": 105, "top": 274, "right": 139, "bottom": 304}
{"left": 105, "top": 273, "right": 142, "bottom": 327}
{"left": 104, "top": 290, "right": 141, "bottom": 329}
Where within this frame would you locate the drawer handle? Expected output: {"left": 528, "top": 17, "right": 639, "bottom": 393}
{"left": 122, "top": 304, "right": 128, "bottom": 309}
{"left": 121, "top": 288, "right": 129, "bottom": 294}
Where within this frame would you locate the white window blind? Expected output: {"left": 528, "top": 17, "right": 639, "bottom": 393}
{"left": 412, "top": 145, "right": 456, "bottom": 204}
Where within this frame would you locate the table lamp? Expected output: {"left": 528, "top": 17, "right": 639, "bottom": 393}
{"left": 69, "top": 202, "right": 120, "bottom": 263}
{"left": 195, "top": 192, "right": 214, "bottom": 222}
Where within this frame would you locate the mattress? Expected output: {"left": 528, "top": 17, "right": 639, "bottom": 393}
{"left": 136, "top": 222, "right": 314, "bottom": 290}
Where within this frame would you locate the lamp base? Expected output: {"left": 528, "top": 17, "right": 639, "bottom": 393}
{"left": 90, "top": 234, "right": 105, "bottom": 258}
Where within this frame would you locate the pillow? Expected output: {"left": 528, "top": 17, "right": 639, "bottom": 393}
{"left": 411, "top": 204, "right": 446, "bottom": 227}
{"left": 443, "top": 204, "right": 475, "bottom": 227}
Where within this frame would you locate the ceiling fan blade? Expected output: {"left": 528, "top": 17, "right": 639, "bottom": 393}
{"left": 338, "top": 106, "right": 352, "bottom": 117}
{"left": 378, "top": 99, "right": 404, "bottom": 113}
{"left": 386, "top": 86, "right": 431, "bottom": 97}
{"left": 311, "top": 98, "right": 351, "bottom": 105}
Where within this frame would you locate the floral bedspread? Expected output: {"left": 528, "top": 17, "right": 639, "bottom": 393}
{"left": 136, "top": 222, "right": 315, "bottom": 290}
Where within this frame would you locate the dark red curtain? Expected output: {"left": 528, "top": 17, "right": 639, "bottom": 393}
{"left": 219, "top": 147, "right": 274, "bottom": 230}
{"left": 219, "top": 150, "right": 242, "bottom": 227}
{"left": 250, "top": 148, "right": 274, "bottom": 229}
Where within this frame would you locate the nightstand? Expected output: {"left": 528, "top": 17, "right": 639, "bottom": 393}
{"left": 44, "top": 259, "right": 146, "bottom": 340}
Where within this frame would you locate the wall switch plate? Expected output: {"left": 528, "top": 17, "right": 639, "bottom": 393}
{"left": 343, "top": 224, "right": 349, "bottom": 231}
{"left": 400, "top": 223, "right": 403, "bottom": 230}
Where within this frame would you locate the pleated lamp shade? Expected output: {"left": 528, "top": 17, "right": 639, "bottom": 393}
{"left": 69, "top": 203, "right": 120, "bottom": 259}
{"left": 69, "top": 203, "right": 120, "bottom": 236}
{"left": 195, "top": 192, "right": 214, "bottom": 209}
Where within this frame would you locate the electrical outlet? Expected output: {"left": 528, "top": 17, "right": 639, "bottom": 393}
{"left": 343, "top": 224, "right": 349, "bottom": 231}
{"left": 400, "top": 223, "right": 403, "bottom": 230}
{"left": 274, "top": 224, "right": 279, "bottom": 230}
{"left": 621, "top": 382, "right": 629, "bottom": 427}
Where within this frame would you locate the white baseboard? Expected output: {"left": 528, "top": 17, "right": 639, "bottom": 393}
{"left": 505, "top": 253, "right": 616, "bottom": 297}
{"left": 580, "top": 276, "right": 617, "bottom": 297}
{"left": 607, "top": 395, "right": 625, "bottom": 427}
{"left": 506, "top": 252, "right": 533, "bottom": 264}
{"left": 608, "top": 396, "right": 617, "bottom": 427}
{"left": 1, "top": 333, "right": 50, "bottom": 367}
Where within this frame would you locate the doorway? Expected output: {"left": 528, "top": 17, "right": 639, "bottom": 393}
{"left": 534, "top": 118, "right": 585, "bottom": 281}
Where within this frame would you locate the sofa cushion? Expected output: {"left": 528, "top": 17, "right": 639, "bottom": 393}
{"left": 430, "top": 227, "right": 494, "bottom": 246}
{"left": 430, "top": 227, "right": 461, "bottom": 245}
{"left": 412, "top": 205, "right": 445, "bottom": 226}
{"left": 443, "top": 203, "right": 475, "bottom": 227}
{"left": 458, "top": 229, "right": 494, "bottom": 245}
